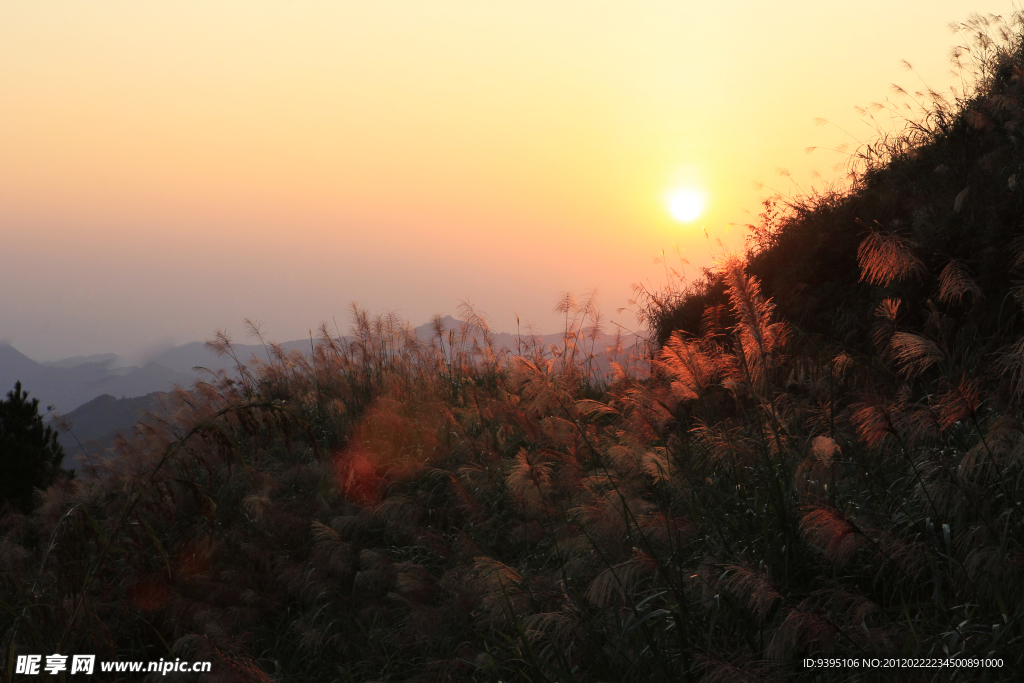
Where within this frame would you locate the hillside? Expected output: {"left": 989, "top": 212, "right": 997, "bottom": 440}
{"left": 3, "top": 12, "right": 1024, "bottom": 683}
{"left": 55, "top": 392, "right": 167, "bottom": 472}
{"left": 651, "top": 18, "right": 1024, "bottom": 355}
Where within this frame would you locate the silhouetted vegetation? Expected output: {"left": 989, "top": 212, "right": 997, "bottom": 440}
{"left": 4, "top": 10, "right": 1024, "bottom": 683}
{"left": 0, "top": 382, "right": 71, "bottom": 513}
{"left": 647, "top": 13, "right": 1024, "bottom": 355}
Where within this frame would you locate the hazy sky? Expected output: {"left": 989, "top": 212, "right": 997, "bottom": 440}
{"left": 2, "top": 1, "right": 1018, "bottom": 361}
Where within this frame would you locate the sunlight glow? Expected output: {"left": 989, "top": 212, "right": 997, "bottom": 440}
{"left": 1, "top": 1, "right": 1002, "bottom": 359}
{"left": 667, "top": 187, "right": 707, "bottom": 223}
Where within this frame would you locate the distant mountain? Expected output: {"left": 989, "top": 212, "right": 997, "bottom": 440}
{"left": 147, "top": 317, "right": 643, "bottom": 377}
{"left": 41, "top": 352, "right": 117, "bottom": 369}
{"left": 56, "top": 392, "right": 166, "bottom": 472}
{"left": 0, "top": 343, "right": 193, "bottom": 414}
{"left": 150, "top": 339, "right": 312, "bottom": 375}
{"left": 415, "top": 315, "right": 645, "bottom": 366}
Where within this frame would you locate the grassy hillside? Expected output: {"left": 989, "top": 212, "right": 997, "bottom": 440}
{"left": 648, "top": 13, "right": 1024, "bottom": 354}
{"left": 4, "top": 12, "right": 1024, "bottom": 683}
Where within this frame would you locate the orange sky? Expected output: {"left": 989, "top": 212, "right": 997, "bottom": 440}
{"left": 2, "top": 1, "right": 1017, "bottom": 361}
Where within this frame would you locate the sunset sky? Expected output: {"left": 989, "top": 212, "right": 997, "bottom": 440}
{"left": 2, "top": 1, "right": 1017, "bottom": 362}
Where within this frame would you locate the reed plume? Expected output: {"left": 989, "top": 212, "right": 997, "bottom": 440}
{"left": 720, "top": 563, "right": 783, "bottom": 623}
{"left": 856, "top": 231, "right": 926, "bottom": 287}
{"left": 718, "top": 255, "right": 789, "bottom": 389}
{"left": 936, "top": 258, "right": 982, "bottom": 305}
{"left": 799, "top": 505, "right": 863, "bottom": 567}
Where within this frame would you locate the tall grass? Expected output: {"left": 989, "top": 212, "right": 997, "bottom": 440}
{"left": 4, "top": 250, "right": 1022, "bottom": 680}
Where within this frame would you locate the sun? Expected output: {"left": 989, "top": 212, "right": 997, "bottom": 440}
{"left": 667, "top": 187, "right": 707, "bottom": 223}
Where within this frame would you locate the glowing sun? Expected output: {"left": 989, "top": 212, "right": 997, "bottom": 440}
{"left": 667, "top": 187, "right": 707, "bottom": 223}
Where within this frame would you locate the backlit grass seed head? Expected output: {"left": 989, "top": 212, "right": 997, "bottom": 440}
{"left": 797, "top": 437, "right": 842, "bottom": 496}
{"left": 721, "top": 563, "right": 783, "bottom": 623}
{"left": 816, "top": 587, "right": 880, "bottom": 629}
{"left": 811, "top": 435, "right": 839, "bottom": 464}
{"left": 717, "top": 254, "right": 789, "bottom": 387}
{"left": 470, "top": 557, "right": 531, "bottom": 627}
{"left": 374, "top": 494, "right": 424, "bottom": 529}
{"left": 876, "top": 533, "right": 927, "bottom": 583}
{"left": 693, "top": 419, "right": 757, "bottom": 466}
{"left": 585, "top": 554, "right": 658, "bottom": 607}
{"left": 638, "top": 511, "right": 693, "bottom": 550}
{"left": 872, "top": 298, "right": 902, "bottom": 354}
{"left": 917, "top": 459, "right": 967, "bottom": 516}
{"left": 700, "top": 302, "right": 729, "bottom": 338}
{"left": 767, "top": 601, "right": 838, "bottom": 661}
{"left": 937, "top": 259, "right": 982, "bottom": 305}
{"left": 521, "top": 608, "right": 585, "bottom": 658}
{"left": 393, "top": 563, "right": 435, "bottom": 604}
{"left": 293, "top": 619, "right": 327, "bottom": 653}
{"left": 799, "top": 505, "right": 862, "bottom": 567}
{"left": 241, "top": 494, "right": 272, "bottom": 522}
{"left": 934, "top": 377, "right": 982, "bottom": 430}
{"left": 963, "top": 545, "right": 1024, "bottom": 601}
{"left": 656, "top": 333, "right": 719, "bottom": 401}
{"left": 890, "top": 332, "right": 945, "bottom": 378}
{"left": 857, "top": 231, "right": 927, "bottom": 287}
{"left": 957, "top": 415, "right": 1023, "bottom": 481}
{"left": 309, "top": 521, "right": 352, "bottom": 577}
{"left": 172, "top": 634, "right": 274, "bottom": 683}
{"left": 851, "top": 399, "right": 900, "bottom": 447}
{"left": 832, "top": 352, "right": 854, "bottom": 380}
{"left": 641, "top": 448, "right": 672, "bottom": 482}
{"left": 994, "top": 334, "right": 1024, "bottom": 399}
{"left": 605, "top": 442, "right": 642, "bottom": 477}
{"left": 353, "top": 550, "right": 395, "bottom": 595}
{"left": 507, "top": 448, "right": 555, "bottom": 516}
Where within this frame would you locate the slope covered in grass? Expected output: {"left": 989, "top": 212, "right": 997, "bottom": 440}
{"left": 4, "top": 11, "right": 1024, "bottom": 683}
{"left": 650, "top": 13, "right": 1024, "bottom": 354}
